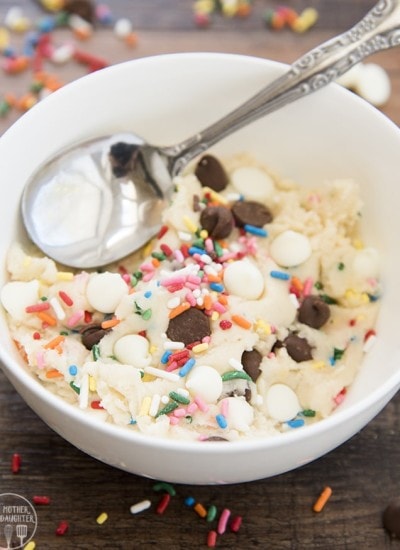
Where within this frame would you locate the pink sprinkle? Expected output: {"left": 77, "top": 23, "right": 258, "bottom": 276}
{"left": 140, "top": 262, "right": 155, "bottom": 272}
{"left": 185, "top": 282, "right": 200, "bottom": 291}
{"left": 36, "top": 351, "right": 45, "bottom": 369}
{"left": 122, "top": 273, "right": 131, "bottom": 285}
{"left": 165, "top": 361, "right": 179, "bottom": 372}
{"left": 160, "top": 275, "right": 186, "bottom": 287}
{"left": 217, "top": 508, "right": 231, "bottom": 535}
{"left": 202, "top": 335, "right": 211, "bottom": 344}
{"left": 173, "top": 408, "right": 187, "bottom": 418}
{"left": 187, "top": 274, "right": 202, "bottom": 285}
{"left": 169, "top": 416, "right": 180, "bottom": 425}
{"left": 334, "top": 387, "right": 347, "bottom": 405}
{"left": 220, "top": 399, "right": 229, "bottom": 417}
{"left": 185, "top": 291, "right": 197, "bottom": 307}
{"left": 142, "top": 272, "right": 155, "bottom": 282}
{"left": 218, "top": 252, "right": 236, "bottom": 263}
{"left": 67, "top": 309, "right": 84, "bottom": 328}
{"left": 194, "top": 395, "right": 209, "bottom": 412}
{"left": 173, "top": 249, "right": 184, "bottom": 263}
{"left": 187, "top": 402, "right": 198, "bottom": 414}
{"left": 205, "top": 238, "right": 214, "bottom": 253}
{"left": 212, "top": 301, "right": 226, "bottom": 314}
{"left": 303, "top": 277, "right": 313, "bottom": 296}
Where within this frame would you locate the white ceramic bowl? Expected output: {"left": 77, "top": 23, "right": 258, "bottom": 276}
{"left": 1, "top": 53, "right": 400, "bottom": 484}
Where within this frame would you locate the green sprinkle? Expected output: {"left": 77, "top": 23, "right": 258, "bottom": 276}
{"left": 206, "top": 504, "right": 218, "bottom": 522}
{"left": 314, "top": 281, "right": 323, "bottom": 290}
{"left": 333, "top": 347, "right": 345, "bottom": 361}
{"left": 192, "top": 238, "right": 205, "bottom": 249}
{"left": 131, "top": 275, "right": 138, "bottom": 287}
{"left": 301, "top": 409, "right": 316, "bottom": 417}
{"left": 92, "top": 344, "right": 101, "bottom": 361}
{"left": 319, "top": 294, "right": 337, "bottom": 305}
{"left": 133, "top": 270, "right": 143, "bottom": 280}
{"left": 142, "top": 309, "right": 152, "bottom": 321}
{"left": 337, "top": 262, "right": 345, "bottom": 271}
{"left": 214, "top": 241, "right": 224, "bottom": 257}
{"left": 70, "top": 381, "right": 80, "bottom": 395}
{"left": 40, "top": 296, "right": 48, "bottom": 301}
{"left": 221, "top": 370, "right": 252, "bottom": 382}
{"left": 169, "top": 391, "right": 190, "bottom": 405}
{"left": 155, "top": 401, "right": 179, "bottom": 418}
{"left": 151, "top": 251, "right": 166, "bottom": 261}
{"left": 59, "top": 331, "right": 69, "bottom": 336}
{"left": 185, "top": 415, "right": 193, "bottom": 424}
{"left": 153, "top": 482, "right": 176, "bottom": 496}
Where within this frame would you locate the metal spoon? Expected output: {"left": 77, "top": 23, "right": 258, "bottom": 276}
{"left": 22, "top": 0, "right": 400, "bottom": 268}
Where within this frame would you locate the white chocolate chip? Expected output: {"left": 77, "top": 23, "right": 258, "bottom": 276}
{"left": 0, "top": 280, "right": 40, "bottom": 321}
{"left": 86, "top": 272, "right": 128, "bottom": 313}
{"left": 266, "top": 383, "right": 300, "bottom": 422}
{"left": 352, "top": 247, "right": 380, "bottom": 280}
{"left": 224, "top": 397, "right": 254, "bottom": 432}
{"left": 223, "top": 260, "right": 264, "bottom": 299}
{"left": 269, "top": 230, "right": 311, "bottom": 267}
{"left": 230, "top": 166, "right": 274, "bottom": 200}
{"left": 114, "top": 334, "right": 152, "bottom": 368}
{"left": 185, "top": 365, "right": 223, "bottom": 403}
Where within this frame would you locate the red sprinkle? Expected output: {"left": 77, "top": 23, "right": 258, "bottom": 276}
{"left": 91, "top": 400, "right": 104, "bottom": 410}
{"left": 333, "top": 387, "right": 347, "bottom": 405}
{"left": 219, "top": 320, "right": 232, "bottom": 330}
{"left": 55, "top": 521, "right": 69, "bottom": 536}
{"left": 166, "top": 283, "right": 185, "bottom": 293}
{"left": 11, "top": 453, "right": 21, "bottom": 474}
{"left": 58, "top": 290, "right": 74, "bottom": 306}
{"left": 160, "top": 243, "right": 173, "bottom": 257}
{"left": 157, "top": 225, "right": 169, "bottom": 239}
{"left": 26, "top": 302, "right": 50, "bottom": 313}
{"left": 33, "top": 332, "right": 41, "bottom": 340}
{"left": 33, "top": 495, "right": 51, "bottom": 505}
{"left": 230, "top": 514, "right": 243, "bottom": 532}
{"left": 84, "top": 311, "right": 93, "bottom": 324}
{"left": 207, "top": 530, "right": 218, "bottom": 548}
{"left": 364, "top": 329, "right": 376, "bottom": 341}
{"left": 156, "top": 493, "right": 171, "bottom": 515}
{"left": 180, "top": 244, "right": 190, "bottom": 258}
{"left": 138, "top": 330, "right": 147, "bottom": 338}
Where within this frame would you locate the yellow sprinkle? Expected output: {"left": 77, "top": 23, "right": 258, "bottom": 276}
{"left": 24, "top": 542, "right": 36, "bottom": 550}
{"left": 89, "top": 375, "right": 96, "bottom": 392}
{"left": 345, "top": 289, "right": 356, "bottom": 299}
{"left": 138, "top": 396, "right": 152, "bottom": 416}
{"left": 202, "top": 186, "right": 229, "bottom": 205}
{"left": 360, "top": 293, "right": 370, "bottom": 304}
{"left": 22, "top": 255, "right": 32, "bottom": 268}
{"left": 199, "top": 229, "right": 208, "bottom": 239}
{"left": 192, "top": 342, "right": 209, "bottom": 354}
{"left": 312, "top": 361, "right": 326, "bottom": 370}
{"left": 194, "top": 0, "right": 214, "bottom": 14}
{"left": 96, "top": 512, "right": 108, "bottom": 525}
{"left": 292, "top": 7, "right": 318, "bottom": 33}
{"left": 149, "top": 345, "right": 158, "bottom": 355}
{"left": 141, "top": 373, "right": 156, "bottom": 382}
{"left": 0, "top": 27, "right": 10, "bottom": 49}
{"left": 142, "top": 239, "right": 155, "bottom": 258}
{"left": 57, "top": 271, "right": 74, "bottom": 281}
{"left": 183, "top": 215, "right": 198, "bottom": 233}
{"left": 211, "top": 311, "right": 219, "bottom": 321}
{"left": 255, "top": 319, "right": 271, "bottom": 335}
{"left": 352, "top": 239, "right": 364, "bottom": 250}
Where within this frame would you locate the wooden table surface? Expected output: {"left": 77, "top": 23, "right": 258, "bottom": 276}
{"left": 1, "top": 1, "right": 400, "bottom": 548}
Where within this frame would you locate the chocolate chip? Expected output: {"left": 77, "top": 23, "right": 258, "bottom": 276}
{"left": 80, "top": 324, "right": 110, "bottom": 350}
{"left": 242, "top": 349, "right": 263, "bottom": 382}
{"left": 231, "top": 200, "right": 272, "bottom": 228}
{"left": 383, "top": 498, "right": 400, "bottom": 538}
{"left": 109, "top": 142, "right": 137, "bottom": 177}
{"left": 200, "top": 205, "right": 234, "bottom": 239}
{"left": 166, "top": 307, "right": 211, "bottom": 347}
{"left": 195, "top": 155, "right": 229, "bottom": 192}
{"left": 63, "top": 0, "right": 95, "bottom": 22}
{"left": 283, "top": 333, "right": 313, "bottom": 362}
{"left": 298, "top": 295, "right": 331, "bottom": 329}
{"left": 193, "top": 194, "right": 201, "bottom": 212}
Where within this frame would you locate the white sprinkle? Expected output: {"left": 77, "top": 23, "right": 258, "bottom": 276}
{"left": 49, "top": 296, "right": 66, "bottom": 320}
{"left": 203, "top": 265, "right": 219, "bottom": 277}
{"left": 79, "top": 374, "right": 89, "bottom": 409}
{"left": 178, "top": 231, "right": 192, "bottom": 242}
{"left": 200, "top": 253, "right": 213, "bottom": 264}
{"left": 363, "top": 334, "right": 377, "bottom": 352}
{"left": 255, "top": 394, "right": 264, "bottom": 406}
{"left": 192, "top": 288, "right": 201, "bottom": 298}
{"left": 176, "top": 388, "right": 190, "bottom": 398}
{"left": 149, "top": 394, "right": 161, "bottom": 417}
{"left": 228, "top": 358, "right": 243, "bottom": 371}
{"left": 114, "top": 17, "right": 133, "bottom": 38}
{"left": 161, "top": 395, "right": 170, "bottom": 404}
{"left": 226, "top": 192, "right": 243, "bottom": 202}
{"left": 144, "top": 366, "right": 180, "bottom": 382}
{"left": 163, "top": 341, "right": 185, "bottom": 350}
{"left": 167, "top": 296, "right": 181, "bottom": 309}
{"left": 130, "top": 499, "right": 151, "bottom": 515}
{"left": 289, "top": 293, "right": 300, "bottom": 309}
{"left": 196, "top": 297, "right": 204, "bottom": 307}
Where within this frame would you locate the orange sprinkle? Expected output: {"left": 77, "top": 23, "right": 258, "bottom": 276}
{"left": 231, "top": 314, "right": 252, "bottom": 330}
{"left": 194, "top": 503, "right": 207, "bottom": 518}
{"left": 218, "top": 294, "right": 228, "bottom": 306}
{"left": 124, "top": 31, "right": 138, "bottom": 47}
{"left": 45, "top": 369, "right": 63, "bottom": 379}
{"left": 206, "top": 274, "right": 222, "bottom": 283}
{"left": 203, "top": 294, "right": 213, "bottom": 311}
{"left": 168, "top": 302, "right": 190, "bottom": 319}
{"left": 101, "top": 318, "right": 120, "bottom": 329}
{"left": 44, "top": 335, "right": 65, "bottom": 349}
{"left": 151, "top": 257, "right": 161, "bottom": 268}
{"left": 291, "top": 276, "right": 304, "bottom": 291}
{"left": 313, "top": 486, "right": 332, "bottom": 512}
{"left": 128, "top": 287, "right": 136, "bottom": 294}
{"left": 37, "top": 311, "right": 57, "bottom": 326}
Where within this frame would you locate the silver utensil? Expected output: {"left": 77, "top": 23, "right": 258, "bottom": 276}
{"left": 3, "top": 524, "right": 12, "bottom": 550}
{"left": 21, "top": 0, "right": 400, "bottom": 268}
{"left": 16, "top": 524, "right": 27, "bottom": 547}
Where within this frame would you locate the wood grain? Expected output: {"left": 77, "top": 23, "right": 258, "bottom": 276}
{"left": 1, "top": 1, "right": 400, "bottom": 548}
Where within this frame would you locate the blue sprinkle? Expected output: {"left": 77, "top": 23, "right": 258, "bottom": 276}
{"left": 129, "top": 418, "right": 137, "bottom": 425}
{"left": 179, "top": 358, "right": 196, "bottom": 377}
{"left": 270, "top": 270, "right": 290, "bottom": 281}
{"left": 209, "top": 282, "right": 224, "bottom": 292}
{"left": 68, "top": 365, "right": 78, "bottom": 376}
{"left": 287, "top": 418, "right": 305, "bottom": 429}
{"left": 329, "top": 356, "right": 335, "bottom": 366}
{"left": 243, "top": 224, "right": 268, "bottom": 237}
{"left": 160, "top": 350, "right": 172, "bottom": 364}
{"left": 144, "top": 290, "right": 152, "bottom": 298}
{"left": 188, "top": 246, "right": 205, "bottom": 256}
{"left": 184, "top": 496, "right": 195, "bottom": 507}
{"left": 216, "top": 414, "right": 228, "bottom": 429}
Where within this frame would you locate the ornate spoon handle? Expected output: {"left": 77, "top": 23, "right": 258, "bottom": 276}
{"left": 168, "top": 0, "right": 400, "bottom": 173}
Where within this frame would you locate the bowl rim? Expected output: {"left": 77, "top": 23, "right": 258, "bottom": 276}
{"left": 1, "top": 51, "right": 400, "bottom": 454}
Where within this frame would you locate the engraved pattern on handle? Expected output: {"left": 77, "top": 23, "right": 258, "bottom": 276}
{"left": 166, "top": 0, "right": 400, "bottom": 175}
